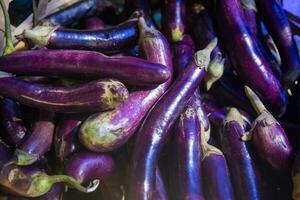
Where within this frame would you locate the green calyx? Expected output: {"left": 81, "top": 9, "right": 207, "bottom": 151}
{"left": 14, "top": 149, "right": 38, "bottom": 166}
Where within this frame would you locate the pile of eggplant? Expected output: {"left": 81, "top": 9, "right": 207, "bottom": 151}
{"left": 0, "top": 0, "right": 300, "bottom": 199}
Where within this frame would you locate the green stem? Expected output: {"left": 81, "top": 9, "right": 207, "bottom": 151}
{"left": 0, "top": 0, "right": 15, "bottom": 55}
{"left": 244, "top": 86, "right": 267, "bottom": 115}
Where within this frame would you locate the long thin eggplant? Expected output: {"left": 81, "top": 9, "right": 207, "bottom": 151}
{"left": 41, "top": 0, "right": 112, "bottom": 26}
{"left": 242, "top": 86, "right": 292, "bottom": 173}
{"left": 0, "top": 49, "right": 170, "bottom": 87}
{"left": 65, "top": 152, "right": 116, "bottom": 184}
{"left": 0, "top": 99, "right": 26, "bottom": 146}
{"left": 163, "top": 0, "right": 186, "bottom": 42}
{"left": 11, "top": 111, "right": 55, "bottom": 166}
{"left": 221, "top": 108, "right": 261, "bottom": 200}
{"left": 256, "top": 0, "right": 300, "bottom": 88}
{"left": 24, "top": 19, "right": 138, "bottom": 55}
{"left": 216, "top": 0, "right": 287, "bottom": 116}
{"left": 0, "top": 77, "right": 128, "bottom": 113}
{"left": 78, "top": 17, "right": 173, "bottom": 152}
{"left": 127, "top": 37, "right": 216, "bottom": 200}
{"left": 240, "top": 0, "right": 258, "bottom": 37}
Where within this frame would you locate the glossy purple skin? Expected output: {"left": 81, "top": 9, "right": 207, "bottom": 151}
{"left": 241, "top": 0, "right": 258, "bottom": 37}
{"left": 152, "top": 169, "right": 168, "bottom": 200}
{"left": 216, "top": 0, "right": 287, "bottom": 116}
{"left": 0, "top": 77, "right": 128, "bottom": 113}
{"left": 0, "top": 99, "right": 26, "bottom": 145}
{"left": 251, "top": 114, "right": 292, "bottom": 172}
{"left": 54, "top": 117, "right": 82, "bottom": 161}
{"left": 47, "top": 19, "right": 138, "bottom": 55}
{"left": 163, "top": 0, "right": 185, "bottom": 42}
{"left": 78, "top": 18, "right": 173, "bottom": 152}
{"left": 202, "top": 152, "right": 235, "bottom": 200}
{"left": 65, "top": 152, "right": 116, "bottom": 183}
{"left": 17, "top": 111, "right": 54, "bottom": 160}
{"left": 0, "top": 49, "right": 170, "bottom": 87}
{"left": 176, "top": 105, "right": 205, "bottom": 200}
{"left": 128, "top": 58, "right": 206, "bottom": 199}
{"left": 256, "top": 0, "right": 300, "bottom": 87}
{"left": 43, "top": 0, "right": 112, "bottom": 26}
{"left": 84, "top": 16, "right": 105, "bottom": 30}
{"left": 221, "top": 119, "right": 261, "bottom": 200}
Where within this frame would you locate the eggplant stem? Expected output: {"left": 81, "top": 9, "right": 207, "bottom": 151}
{"left": 244, "top": 86, "right": 267, "bottom": 115}
{"left": 224, "top": 107, "right": 245, "bottom": 126}
{"left": 0, "top": 0, "right": 15, "bottom": 55}
{"left": 194, "top": 37, "right": 218, "bottom": 69}
{"left": 14, "top": 149, "right": 38, "bottom": 166}
{"left": 205, "top": 53, "right": 225, "bottom": 91}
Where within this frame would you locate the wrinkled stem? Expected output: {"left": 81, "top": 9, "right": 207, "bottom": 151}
{"left": 14, "top": 149, "right": 38, "bottom": 166}
{"left": 244, "top": 86, "right": 267, "bottom": 115}
{"left": 205, "top": 53, "right": 225, "bottom": 90}
{"left": 194, "top": 37, "right": 218, "bottom": 69}
{"left": 0, "top": 0, "right": 15, "bottom": 55}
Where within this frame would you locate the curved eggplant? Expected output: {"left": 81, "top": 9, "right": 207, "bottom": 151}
{"left": 0, "top": 77, "right": 128, "bottom": 113}
{"left": 256, "top": 0, "right": 300, "bottom": 88}
{"left": 24, "top": 19, "right": 138, "bottom": 55}
{"left": 84, "top": 16, "right": 105, "bottom": 30}
{"left": 0, "top": 49, "right": 170, "bottom": 87}
{"left": 127, "top": 38, "right": 216, "bottom": 200}
{"left": 216, "top": 0, "right": 287, "bottom": 116}
{"left": 78, "top": 17, "right": 173, "bottom": 152}
{"left": 65, "top": 152, "right": 116, "bottom": 184}
{"left": 221, "top": 108, "right": 261, "bottom": 200}
{"left": 0, "top": 99, "right": 26, "bottom": 146}
{"left": 242, "top": 86, "right": 292, "bottom": 173}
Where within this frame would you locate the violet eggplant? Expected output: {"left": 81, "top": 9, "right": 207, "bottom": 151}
{"left": 163, "top": 0, "right": 186, "bottom": 42}
{"left": 242, "top": 86, "right": 292, "bottom": 173}
{"left": 0, "top": 99, "right": 26, "bottom": 146}
{"left": 292, "top": 148, "right": 300, "bottom": 199}
{"left": 41, "top": 0, "right": 112, "bottom": 26}
{"left": 0, "top": 49, "right": 170, "bottom": 87}
{"left": 240, "top": 0, "right": 258, "bottom": 37}
{"left": 221, "top": 108, "right": 261, "bottom": 200}
{"left": 78, "top": 17, "right": 173, "bottom": 152}
{"left": 152, "top": 169, "right": 168, "bottom": 200}
{"left": 175, "top": 105, "right": 205, "bottom": 200}
{"left": 54, "top": 116, "right": 82, "bottom": 161}
{"left": 11, "top": 111, "right": 55, "bottom": 166}
{"left": 65, "top": 152, "right": 116, "bottom": 184}
{"left": 0, "top": 77, "right": 128, "bottom": 113}
{"left": 24, "top": 19, "right": 138, "bottom": 55}
{"left": 127, "top": 38, "right": 216, "bottom": 200}
{"left": 84, "top": 16, "right": 105, "bottom": 30}
{"left": 216, "top": 0, "right": 287, "bottom": 116}
{"left": 256, "top": 0, "right": 300, "bottom": 88}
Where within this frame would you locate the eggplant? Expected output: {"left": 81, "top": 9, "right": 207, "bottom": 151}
{"left": 221, "top": 108, "right": 261, "bottom": 200}
{"left": 0, "top": 77, "right": 128, "bottom": 113}
{"left": 163, "top": 0, "right": 185, "bottom": 42}
{"left": 41, "top": 0, "right": 112, "bottom": 26}
{"left": 240, "top": 0, "right": 258, "bottom": 37}
{"left": 292, "top": 148, "right": 300, "bottom": 199}
{"left": 216, "top": 0, "right": 287, "bottom": 116}
{"left": 174, "top": 105, "right": 205, "bottom": 200}
{"left": 24, "top": 19, "right": 138, "bottom": 55}
{"left": 65, "top": 152, "right": 116, "bottom": 184}
{"left": 0, "top": 49, "right": 170, "bottom": 87}
{"left": 256, "top": 0, "right": 300, "bottom": 88}
{"left": 84, "top": 16, "right": 105, "bottom": 30}
{"left": 11, "top": 111, "right": 55, "bottom": 166}
{"left": 0, "top": 99, "right": 27, "bottom": 146}
{"left": 152, "top": 169, "right": 168, "bottom": 200}
{"left": 78, "top": 17, "right": 173, "bottom": 152}
{"left": 127, "top": 37, "right": 216, "bottom": 199}
{"left": 54, "top": 116, "right": 82, "bottom": 161}
{"left": 242, "top": 86, "right": 292, "bottom": 173}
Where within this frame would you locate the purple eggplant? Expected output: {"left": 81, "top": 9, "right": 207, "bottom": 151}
{"left": 0, "top": 99, "right": 26, "bottom": 146}
{"left": 242, "top": 86, "right": 292, "bottom": 173}
{"left": 24, "top": 19, "right": 138, "bottom": 55}
{"left": 0, "top": 49, "right": 170, "bottom": 87}
{"left": 292, "top": 148, "right": 300, "bottom": 199}
{"left": 163, "top": 0, "right": 186, "bottom": 42}
{"left": 152, "top": 169, "right": 168, "bottom": 200}
{"left": 256, "top": 0, "right": 300, "bottom": 88}
{"left": 0, "top": 77, "right": 128, "bottom": 113}
{"left": 175, "top": 105, "right": 205, "bottom": 200}
{"left": 41, "top": 0, "right": 112, "bottom": 26}
{"left": 11, "top": 110, "right": 55, "bottom": 166}
{"left": 78, "top": 17, "right": 173, "bottom": 152}
{"left": 127, "top": 37, "right": 216, "bottom": 199}
{"left": 216, "top": 0, "right": 287, "bottom": 116}
{"left": 54, "top": 116, "right": 82, "bottom": 161}
{"left": 221, "top": 108, "right": 261, "bottom": 200}
{"left": 240, "top": 0, "right": 258, "bottom": 37}
{"left": 84, "top": 16, "right": 105, "bottom": 30}
{"left": 65, "top": 152, "right": 116, "bottom": 184}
